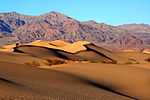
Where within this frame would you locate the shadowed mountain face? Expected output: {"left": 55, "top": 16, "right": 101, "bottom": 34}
{"left": 0, "top": 12, "right": 150, "bottom": 50}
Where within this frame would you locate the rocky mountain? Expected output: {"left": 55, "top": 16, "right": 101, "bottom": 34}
{"left": 0, "top": 12, "right": 124, "bottom": 42}
{"left": 118, "top": 24, "right": 150, "bottom": 33}
{"left": 0, "top": 11, "right": 150, "bottom": 51}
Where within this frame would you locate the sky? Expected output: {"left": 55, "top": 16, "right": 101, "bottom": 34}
{"left": 0, "top": 0, "right": 149, "bottom": 25}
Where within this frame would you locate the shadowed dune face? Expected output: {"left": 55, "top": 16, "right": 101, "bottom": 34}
{"left": 14, "top": 45, "right": 60, "bottom": 58}
{"left": 84, "top": 44, "right": 137, "bottom": 64}
{"left": 57, "top": 50, "right": 114, "bottom": 63}
{"left": 0, "top": 61, "right": 133, "bottom": 100}
{"left": 14, "top": 45, "right": 66, "bottom": 65}
{"left": 75, "top": 51, "right": 113, "bottom": 63}
{"left": 84, "top": 44, "right": 117, "bottom": 63}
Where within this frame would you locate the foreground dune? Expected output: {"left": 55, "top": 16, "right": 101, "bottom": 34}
{"left": 0, "top": 61, "right": 132, "bottom": 100}
{"left": 51, "top": 63, "right": 150, "bottom": 100}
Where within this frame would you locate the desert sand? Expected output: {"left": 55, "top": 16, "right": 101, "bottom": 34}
{"left": 0, "top": 61, "right": 134, "bottom": 100}
{"left": 0, "top": 40, "right": 150, "bottom": 100}
{"left": 51, "top": 63, "right": 150, "bottom": 100}
{"left": 0, "top": 44, "right": 16, "bottom": 52}
{"left": 27, "top": 40, "right": 90, "bottom": 53}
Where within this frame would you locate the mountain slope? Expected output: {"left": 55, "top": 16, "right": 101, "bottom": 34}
{"left": 0, "top": 12, "right": 121, "bottom": 43}
{"left": 118, "top": 24, "right": 150, "bottom": 33}
{"left": 0, "top": 12, "right": 150, "bottom": 51}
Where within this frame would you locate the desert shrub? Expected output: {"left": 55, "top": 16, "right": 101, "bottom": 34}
{"left": 25, "top": 61, "right": 43, "bottom": 67}
{"left": 125, "top": 58, "right": 140, "bottom": 64}
{"left": 125, "top": 61, "right": 134, "bottom": 64}
{"left": 46, "top": 58, "right": 65, "bottom": 65}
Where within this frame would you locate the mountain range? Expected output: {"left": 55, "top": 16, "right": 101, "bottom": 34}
{"left": 0, "top": 11, "right": 150, "bottom": 51}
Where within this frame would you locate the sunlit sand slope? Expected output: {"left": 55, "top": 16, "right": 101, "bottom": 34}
{"left": 0, "top": 44, "right": 16, "bottom": 52}
{"left": 27, "top": 40, "right": 90, "bottom": 53}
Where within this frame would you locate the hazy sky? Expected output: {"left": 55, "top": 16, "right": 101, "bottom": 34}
{"left": 0, "top": 0, "right": 149, "bottom": 25}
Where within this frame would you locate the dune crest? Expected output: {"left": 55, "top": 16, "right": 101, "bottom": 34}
{"left": 27, "top": 40, "right": 90, "bottom": 53}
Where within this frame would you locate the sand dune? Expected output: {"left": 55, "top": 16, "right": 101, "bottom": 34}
{"left": 0, "top": 61, "right": 132, "bottom": 100}
{"left": 56, "top": 50, "right": 114, "bottom": 63}
{"left": 14, "top": 45, "right": 66, "bottom": 65}
{"left": 49, "top": 40, "right": 71, "bottom": 47}
{"left": 143, "top": 49, "right": 150, "bottom": 54}
{"left": 117, "top": 52, "right": 150, "bottom": 64}
{"left": 60, "top": 41, "right": 90, "bottom": 53}
{"left": 52, "top": 63, "right": 150, "bottom": 100}
{"left": 0, "top": 40, "right": 150, "bottom": 99}
{"left": 14, "top": 41, "right": 137, "bottom": 64}
{"left": 0, "top": 52, "right": 50, "bottom": 66}
{"left": 0, "top": 44, "right": 16, "bottom": 52}
{"left": 27, "top": 40, "right": 90, "bottom": 53}
{"left": 0, "top": 40, "right": 140, "bottom": 64}
{"left": 14, "top": 44, "right": 118, "bottom": 63}
{"left": 27, "top": 40, "right": 61, "bottom": 50}
{"left": 84, "top": 44, "right": 137, "bottom": 64}
{"left": 14, "top": 45, "right": 61, "bottom": 58}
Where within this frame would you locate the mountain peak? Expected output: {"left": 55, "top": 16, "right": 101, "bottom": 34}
{"left": 83, "top": 20, "right": 98, "bottom": 24}
{"left": 40, "top": 11, "right": 70, "bottom": 18}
